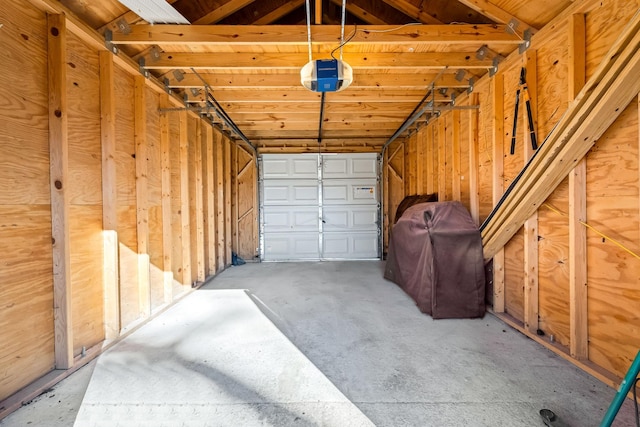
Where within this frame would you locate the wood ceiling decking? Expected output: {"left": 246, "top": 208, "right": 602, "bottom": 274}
{"left": 60, "top": 0, "right": 574, "bottom": 151}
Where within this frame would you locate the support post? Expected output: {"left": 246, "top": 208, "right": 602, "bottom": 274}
{"left": 159, "top": 95, "right": 173, "bottom": 303}
{"left": 48, "top": 13, "right": 73, "bottom": 368}
{"left": 492, "top": 73, "right": 505, "bottom": 312}
{"left": 469, "top": 93, "right": 480, "bottom": 225}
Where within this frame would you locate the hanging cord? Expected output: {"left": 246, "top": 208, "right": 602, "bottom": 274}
{"left": 339, "top": 0, "right": 346, "bottom": 60}
{"left": 541, "top": 203, "right": 640, "bottom": 260}
{"left": 305, "top": 0, "right": 313, "bottom": 63}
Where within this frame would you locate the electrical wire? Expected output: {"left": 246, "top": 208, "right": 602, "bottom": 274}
{"left": 541, "top": 203, "right": 640, "bottom": 261}
{"left": 330, "top": 22, "right": 423, "bottom": 60}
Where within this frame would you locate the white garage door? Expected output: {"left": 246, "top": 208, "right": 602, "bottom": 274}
{"left": 261, "top": 153, "right": 380, "bottom": 261}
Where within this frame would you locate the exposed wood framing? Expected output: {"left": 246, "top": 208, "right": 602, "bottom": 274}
{"left": 469, "top": 92, "right": 480, "bottom": 225}
{"left": 568, "top": 13, "right": 588, "bottom": 361}
{"left": 194, "top": 121, "right": 205, "bottom": 282}
{"left": 178, "top": 111, "right": 191, "bottom": 284}
{"left": 492, "top": 73, "right": 505, "bottom": 313}
{"left": 426, "top": 125, "right": 435, "bottom": 194}
{"left": 144, "top": 52, "right": 494, "bottom": 71}
{"left": 523, "top": 50, "right": 539, "bottom": 334}
{"left": 381, "top": 0, "right": 444, "bottom": 25}
{"left": 438, "top": 118, "right": 446, "bottom": 199}
{"left": 482, "top": 10, "right": 640, "bottom": 259}
{"left": 47, "top": 13, "right": 73, "bottom": 370}
{"left": 159, "top": 95, "right": 173, "bottom": 304}
{"left": 192, "top": 0, "right": 256, "bottom": 25}
{"left": 111, "top": 24, "right": 521, "bottom": 45}
{"left": 203, "top": 124, "right": 217, "bottom": 276}
{"left": 224, "top": 138, "right": 233, "bottom": 266}
{"left": 134, "top": 75, "right": 151, "bottom": 319}
{"left": 215, "top": 132, "right": 226, "bottom": 271}
{"left": 99, "top": 51, "right": 120, "bottom": 340}
{"left": 452, "top": 110, "right": 461, "bottom": 201}
{"left": 315, "top": 0, "right": 322, "bottom": 24}
{"left": 456, "top": 0, "right": 538, "bottom": 34}
{"left": 253, "top": 0, "right": 305, "bottom": 24}
{"left": 329, "top": 0, "right": 388, "bottom": 25}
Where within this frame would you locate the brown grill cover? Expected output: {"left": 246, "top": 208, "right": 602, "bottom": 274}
{"left": 384, "top": 201, "right": 485, "bottom": 319}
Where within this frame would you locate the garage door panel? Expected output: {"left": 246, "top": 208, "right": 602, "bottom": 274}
{"left": 261, "top": 153, "right": 379, "bottom": 261}
{"left": 263, "top": 180, "right": 318, "bottom": 206}
{"left": 323, "top": 180, "right": 377, "bottom": 205}
{"left": 263, "top": 232, "right": 319, "bottom": 261}
{"left": 322, "top": 232, "right": 378, "bottom": 259}
{"left": 263, "top": 206, "right": 318, "bottom": 232}
{"left": 262, "top": 154, "right": 318, "bottom": 179}
{"left": 323, "top": 154, "right": 377, "bottom": 179}
{"left": 323, "top": 206, "right": 377, "bottom": 232}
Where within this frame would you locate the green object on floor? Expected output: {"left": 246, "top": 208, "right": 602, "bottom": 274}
{"left": 600, "top": 350, "right": 640, "bottom": 427}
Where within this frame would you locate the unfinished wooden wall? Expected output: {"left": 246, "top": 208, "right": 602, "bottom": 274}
{"left": 392, "top": 0, "right": 640, "bottom": 386}
{"left": 0, "top": 0, "right": 238, "bottom": 405}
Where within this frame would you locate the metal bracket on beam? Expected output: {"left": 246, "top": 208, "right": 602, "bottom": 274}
{"left": 467, "top": 77, "right": 475, "bottom": 94}
{"left": 519, "top": 29, "right": 533, "bottom": 54}
{"left": 138, "top": 57, "right": 149, "bottom": 78}
{"left": 104, "top": 29, "right": 118, "bottom": 54}
{"left": 163, "top": 77, "right": 172, "bottom": 94}
{"left": 489, "top": 56, "right": 504, "bottom": 77}
{"left": 116, "top": 18, "right": 131, "bottom": 35}
{"left": 450, "top": 92, "right": 457, "bottom": 106}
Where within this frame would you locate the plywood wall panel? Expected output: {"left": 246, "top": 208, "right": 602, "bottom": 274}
{"left": 537, "top": 180, "right": 571, "bottom": 347}
{"left": 146, "top": 89, "right": 164, "bottom": 311}
{"left": 188, "top": 115, "right": 200, "bottom": 283}
{"left": 459, "top": 106, "right": 471, "bottom": 208}
{"left": 66, "top": 33, "right": 104, "bottom": 354}
{"left": 536, "top": 25, "right": 568, "bottom": 139}
{"left": 0, "top": 205, "right": 54, "bottom": 401}
{"left": 504, "top": 228, "right": 524, "bottom": 322}
{"left": 476, "top": 82, "right": 494, "bottom": 222}
{"left": 585, "top": 0, "right": 640, "bottom": 81}
{"left": 0, "top": 3, "right": 49, "bottom": 206}
{"left": 69, "top": 205, "right": 104, "bottom": 353}
{"left": 586, "top": 101, "right": 640, "bottom": 378}
{"left": 169, "top": 112, "right": 186, "bottom": 290}
{"left": 114, "top": 66, "right": 140, "bottom": 329}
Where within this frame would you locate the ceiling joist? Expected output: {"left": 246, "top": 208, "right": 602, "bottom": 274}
{"left": 456, "top": 0, "right": 538, "bottom": 35}
{"left": 110, "top": 24, "right": 522, "bottom": 45}
{"left": 145, "top": 52, "right": 494, "bottom": 70}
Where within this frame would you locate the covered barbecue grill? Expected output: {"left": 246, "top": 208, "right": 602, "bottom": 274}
{"left": 384, "top": 201, "right": 485, "bottom": 319}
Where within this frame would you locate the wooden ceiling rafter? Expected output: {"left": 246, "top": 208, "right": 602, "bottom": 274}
{"left": 381, "top": 0, "right": 444, "bottom": 25}
{"left": 252, "top": 0, "right": 305, "bottom": 24}
{"left": 328, "top": 0, "right": 390, "bottom": 25}
{"left": 456, "top": 0, "right": 539, "bottom": 35}
{"left": 191, "top": 0, "right": 257, "bottom": 25}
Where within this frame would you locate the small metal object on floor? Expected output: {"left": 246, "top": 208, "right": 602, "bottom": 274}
{"left": 540, "top": 409, "right": 570, "bottom": 427}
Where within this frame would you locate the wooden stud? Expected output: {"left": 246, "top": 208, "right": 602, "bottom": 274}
{"left": 134, "top": 75, "right": 150, "bottom": 319}
{"left": 179, "top": 110, "right": 191, "bottom": 285}
{"left": 523, "top": 51, "right": 539, "bottom": 334}
{"left": 224, "top": 138, "right": 233, "bottom": 266}
{"left": 194, "top": 120, "right": 205, "bottom": 282}
{"left": 159, "top": 95, "right": 173, "bottom": 304}
{"left": 438, "top": 118, "right": 446, "bottom": 200}
{"left": 425, "top": 124, "right": 434, "bottom": 194}
{"left": 452, "top": 110, "right": 461, "bottom": 201}
{"left": 99, "top": 51, "right": 120, "bottom": 340}
{"left": 492, "top": 73, "right": 505, "bottom": 313}
{"left": 214, "top": 132, "right": 225, "bottom": 271}
{"left": 203, "top": 124, "right": 217, "bottom": 276}
{"left": 231, "top": 144, "right": 239, "bottom": 255}
{"left": 568, "top": 13, "right": 588, "bottom": 360}
{"left": 47, "top": 13, "right": 73, "bottom": 369}
{"left": 315, "top": 0, "right": 322, "bottom": 24}
{"left": 468, "top": 93, "right": 480, "bottom": 225}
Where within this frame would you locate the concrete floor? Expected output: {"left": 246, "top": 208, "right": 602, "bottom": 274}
{"left": 1, "top": 261, "right": 636, "bottom": 426}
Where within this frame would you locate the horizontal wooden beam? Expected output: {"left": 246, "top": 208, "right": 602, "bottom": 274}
{"left": 111, "top": 24, "right": 521, "bottom": 45}
{"left": 229, "top": 111, "right": 411, "bottom": 123}
{"left": 188, "top": 88, "right": 454, "bottom": 103}
{"left": 168, "top": 72, "right": 471, "bottom": 89}
{"left": 236, "top": 120, "right": 403, "bottom": 131}
{"left": 219, "top": 101, "right": 421, "bottom": 113}
{"left": 145, "top": 52, "right": 493, "bottom": 70}
{"left": 241, "top": 129, "right": 394, "bottom": 138}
